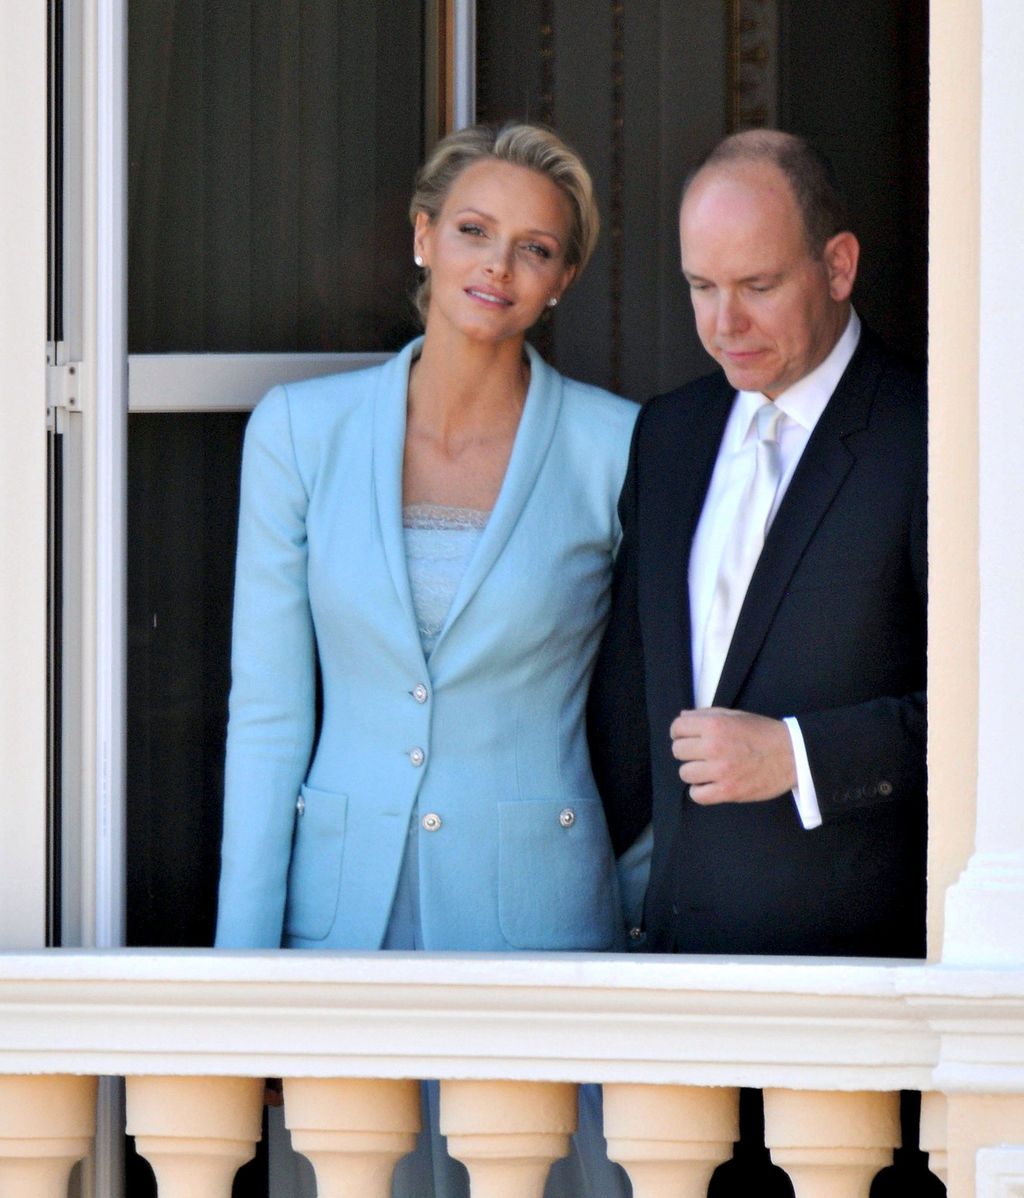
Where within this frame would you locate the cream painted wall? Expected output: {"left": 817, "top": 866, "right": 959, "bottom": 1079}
{"left": 0, "top": 3, "right": 48, "bottom": 946}
{"left": 927, "top": 0, "right": 982, "bottom": 958}
{"left": 945, "top": 1095, "right": 1024, "bottom": 1196}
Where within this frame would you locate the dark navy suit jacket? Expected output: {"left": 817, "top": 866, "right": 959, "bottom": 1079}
{"left": 588, "top": 328, "right": 927, "bottom": 957}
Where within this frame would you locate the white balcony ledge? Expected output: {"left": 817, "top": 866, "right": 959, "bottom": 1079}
{"left": 0, "top": 950, "right": 1022, "bottom": 1096}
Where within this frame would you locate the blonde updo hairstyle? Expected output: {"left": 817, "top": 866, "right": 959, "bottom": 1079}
{"left": 409, "top": 122, "right": 600, "bottom": 325}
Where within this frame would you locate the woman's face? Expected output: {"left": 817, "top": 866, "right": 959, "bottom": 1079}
{"left": 414, "top": 158, "right": 577, "bottom": 346}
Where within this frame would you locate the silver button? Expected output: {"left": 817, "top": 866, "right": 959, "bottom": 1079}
{"left": 878, "top": 780, "right": 893, "bottom": 796}
{"left": 409, "top": 747, "right": 425, "bottom": 767}
{"left": 412, "top": 683, "right": 428, "bottom": 703}
{"left": 629, "top": 926, "right": 644, "bottom": 942}
{"left": 296, "top": 795, "right": 305, "bottom": 816}
{"left": 559, "top": 807, "right": 576, "bottom": 828}
{"left": 421, "top": 812, "right": 442, "bottom": 832}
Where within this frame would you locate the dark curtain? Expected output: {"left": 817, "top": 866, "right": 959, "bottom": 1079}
{"left": 128, "top": 0, "right": 425, "bottom": 354}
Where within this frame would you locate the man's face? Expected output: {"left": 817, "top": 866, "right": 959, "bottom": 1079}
{"left": 679, "top": 160, "right": 857, "bottom": 398}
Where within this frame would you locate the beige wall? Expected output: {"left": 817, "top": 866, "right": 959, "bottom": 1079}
{"left": 927, "top": 0, "right": 982, "bottom": 958}
{"left": 0, "top": 2, "right": 48, "bottom": 947}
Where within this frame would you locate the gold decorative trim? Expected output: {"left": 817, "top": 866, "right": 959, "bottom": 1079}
{"left": 728, "top": 0, "right": 779, "bottom": 131}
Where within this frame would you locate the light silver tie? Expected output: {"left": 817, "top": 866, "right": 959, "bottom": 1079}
{"left": 696, "top": 402, "right": 784, "bottom": 708}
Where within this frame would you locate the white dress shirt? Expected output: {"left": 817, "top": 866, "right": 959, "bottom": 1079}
{"left": 688, "top": 309, "right": 861, "bottom": 830}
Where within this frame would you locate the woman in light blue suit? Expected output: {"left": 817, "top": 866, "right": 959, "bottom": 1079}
{"left": 216, "top": 124, "right": 638, "bottom": 1196}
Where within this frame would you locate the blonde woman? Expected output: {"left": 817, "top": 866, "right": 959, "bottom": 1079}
{"left": 217, "top": 123, "right": 636, "bottom": 1196}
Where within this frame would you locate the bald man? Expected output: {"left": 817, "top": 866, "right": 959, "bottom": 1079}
{"left": 589, "top": 130, "right": 926, "bottom": 959}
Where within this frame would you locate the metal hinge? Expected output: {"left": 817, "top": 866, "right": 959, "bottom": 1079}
{"left": 46, "top": 353, "right": 83, "bottom": 431}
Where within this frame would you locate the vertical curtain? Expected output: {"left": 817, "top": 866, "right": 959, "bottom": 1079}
{"left": 128, "top": 0, "right": 425, "bottom": 354}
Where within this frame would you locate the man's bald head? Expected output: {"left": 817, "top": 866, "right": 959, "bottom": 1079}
{"left": 683, "top": 129, "right": 850, "bottom": 259}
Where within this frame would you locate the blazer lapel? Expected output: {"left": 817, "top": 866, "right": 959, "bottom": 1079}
{"left": 638, "top": 375, "right": 734, "bottom": 713}
{"left": 372, "top": 338, "right": 423, "bottom": 643}
{"left": 713, "top": 340, "right": 880, "bottom": 708}
{"left": 432, "top": 342, "right": 562, "bottom": 651}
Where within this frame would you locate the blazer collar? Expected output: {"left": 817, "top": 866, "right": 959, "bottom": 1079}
{"left": 435, "top": 341, "right": 562, "bottom": 651}
{"left": 371, "top": 338, "right": 563, "bottom": 663}
{"left": 372, "top": 338, "right": 426, "bottom": 658}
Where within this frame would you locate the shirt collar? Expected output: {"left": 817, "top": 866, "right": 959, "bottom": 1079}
{"left": 733, "top": 308, "right": 862, "bottom": 440}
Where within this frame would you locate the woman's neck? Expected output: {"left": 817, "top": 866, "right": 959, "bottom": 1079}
{"left": 409, "top": 327, "right": 529, "bottom": 441}
{"left": 402, "top": 327, "right": 530, "bottom": 509}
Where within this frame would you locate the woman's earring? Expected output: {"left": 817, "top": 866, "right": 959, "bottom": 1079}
{"left": 547, "top": 296, "right": 558, "bottom": 308}
{"left": 414, "top": 254, "right": 424, "bottom": 267}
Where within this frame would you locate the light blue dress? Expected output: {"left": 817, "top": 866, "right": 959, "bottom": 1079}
{"left": 269, "top": 504, "right": 633, "bottom": 1198}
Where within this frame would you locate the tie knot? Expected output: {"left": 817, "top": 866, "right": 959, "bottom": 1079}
{"left": 754, "top": 402, "right": 783, "bottom": 445}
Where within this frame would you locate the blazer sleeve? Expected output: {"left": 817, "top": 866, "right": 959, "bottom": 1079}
{"left": 797, "top": 462, "right": 927, "bottom": 822}
{"left": 215, "top": 386, "right": 317, "bottom": 948}
{"left": 587, "top": 403, "right": 655, "bottom": 856}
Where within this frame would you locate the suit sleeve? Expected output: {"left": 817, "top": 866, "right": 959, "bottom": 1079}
{"left": 588, "top": 404, "right": 655, "bottom": 856}
{"left": 797, "top": 462, "right": 927, "bottom": 822}
{"left": 215, "top": 387, "right": 317, "bottom": 948}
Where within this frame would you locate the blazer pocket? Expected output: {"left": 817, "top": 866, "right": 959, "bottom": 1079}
{"left": 497, "top": 797, "right": 619, "bottom": 950}
{"left": 283, "top": 783, "right": 348, "bottom": 942}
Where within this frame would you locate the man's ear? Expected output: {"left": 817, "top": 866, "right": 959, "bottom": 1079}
{"left": 823, "top": 231, "right": 860, "bottom": 302}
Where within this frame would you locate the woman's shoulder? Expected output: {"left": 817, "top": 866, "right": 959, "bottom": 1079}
{"left": 246, "top": 340, "right": 420, "bottom": 449}
{"left": 558, "top": 380, "right": 638, "bottom": 469}
{"left": 545, "top": 363, "right": 639, "bottom": 445}
{"left": 267, "top": 344, "right": 417, "bottom": 420}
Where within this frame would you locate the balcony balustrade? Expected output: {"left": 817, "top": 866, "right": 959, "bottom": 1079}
{"left": 0, "top": 950, "right": 1022, "bottom": 1196}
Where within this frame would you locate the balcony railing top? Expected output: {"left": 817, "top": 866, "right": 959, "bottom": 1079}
{"left": 0, "top": 950, "right": 1022, "bottom": 1094}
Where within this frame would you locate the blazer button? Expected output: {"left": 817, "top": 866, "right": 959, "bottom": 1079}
{"left": 412, "top": 683, "right": 428, "bottom": 703}
{"left": 409, "top": 747, "right": 425, "bottom": 767}
{"left": 628, "top": 926, "right": 645, "bottom": 942}
{"left": 559, "top": 807, "right": 576, "bottom": 828}
{"left": 878, "top": 780, "right": 893, "bottom": 796}
{"left": 421, "top": 812, "right": 442, "bottom": 832}
{"left": 296, "top": 795, "right": 305, "bottom": 816}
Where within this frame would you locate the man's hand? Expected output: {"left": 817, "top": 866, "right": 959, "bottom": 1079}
{"left": 670, "top": 707, "right": 797, "bottom": 805}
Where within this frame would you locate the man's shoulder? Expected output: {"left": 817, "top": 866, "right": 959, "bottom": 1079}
{"left": 648, "top": 367, "right": 730, "bottom": 408}
{"left": 639, "top": 368, "right": 732, "bottom": 431}
{"left": 850, "top": 326, "right": 925, "bottom": 400}
{"left": 843, "top": 327, "right": 927, "bottom": 443}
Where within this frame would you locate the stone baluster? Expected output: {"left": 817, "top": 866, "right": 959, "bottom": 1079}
{"left": 0, "top": 1074, "right": 97, "bottom": 1198}
{"left": 126, "top": 1075, "right": 263, "bottom": 1198}
{"left": 919, "top": 1092, "right": 948, "bottom": 1187}
{"left": 441, "top": 1079, "right": 577, "bottom": 1198}
{"left": 764, "top": 1089, "right": 900, "bottom": 1198}
{"left": 283, "top": 1077, "right": 420, "bottom": 1198}
{"left": 603, "top": 1083, "right": 739, "bottom": 1198}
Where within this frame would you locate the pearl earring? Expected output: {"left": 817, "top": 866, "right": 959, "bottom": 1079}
{"left": 414, "top": 254, "right": 424, "bottom": 267}
{"left": 547, "top": 296, "right": 558, "bottom": 308}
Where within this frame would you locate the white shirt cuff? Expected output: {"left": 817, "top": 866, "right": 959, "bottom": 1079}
{"left": 783, "top": 716, "right": 823, "bottom": 830}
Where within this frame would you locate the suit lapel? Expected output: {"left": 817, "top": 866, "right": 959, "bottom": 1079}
{"left": 371, "top": 339, "right": 424, "bottom": 644}
{"left": 713, "top": 337, "right": 881, "bottom": 708}
{"left": 432, "top": 342, "right": 562, "bottom": 651}
{"left": 645, "top": 376, "right": 734, "bottom": 711}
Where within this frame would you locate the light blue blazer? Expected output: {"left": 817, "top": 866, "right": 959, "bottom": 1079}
{"left": 215, "top": 338, "right": 637, "bottom": 952}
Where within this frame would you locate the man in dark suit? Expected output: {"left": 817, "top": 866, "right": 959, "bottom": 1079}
{"left": 590, "top": 129, "right": 926, "bottom": 961}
